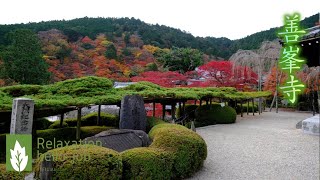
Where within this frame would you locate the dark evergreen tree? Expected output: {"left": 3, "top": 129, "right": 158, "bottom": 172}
{"left": 0, "top": 29, "right": 50, "bottom": 84}
{"left": 105, "top": 44, "right": 117, "bottom": 60}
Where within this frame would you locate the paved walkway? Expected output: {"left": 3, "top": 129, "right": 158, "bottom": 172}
{"left": 189, "top": 111, "right": 319, "bottom": 180}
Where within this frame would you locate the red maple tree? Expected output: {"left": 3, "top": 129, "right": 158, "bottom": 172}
{"left": 197, "top": 61, "right": 258, "bottom": 89}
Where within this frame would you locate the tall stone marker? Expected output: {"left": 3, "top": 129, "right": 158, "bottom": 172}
{"left": 120, "top": 95, "right": 147, "bottom": 132}
{"left": 10, "top": 98, "right": 34, "bottom": 134}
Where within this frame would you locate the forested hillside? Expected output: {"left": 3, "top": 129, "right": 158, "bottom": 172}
{"left": 0, "top": 13, "right": 318, "bottom": 86}
{"left": 0, "top": 13, "right": 318, "bottom": 58}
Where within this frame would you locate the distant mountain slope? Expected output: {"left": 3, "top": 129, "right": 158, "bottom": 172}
{"left": 0, "top": 13, "right": 318, "bottom": 58}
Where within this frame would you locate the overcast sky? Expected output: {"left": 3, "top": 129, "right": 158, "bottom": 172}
{"left": 1, "top": 0, "right": 319, "bottom": 40}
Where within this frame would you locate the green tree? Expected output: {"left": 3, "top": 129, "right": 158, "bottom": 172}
{"left": 105, "top": 44, "right": 118, "bottom": 60}
{"left": 157, "top": 47, "right": 203, "bottom": 73}
{"left": 1, "top": 29, "right": 50, "bottom": 84}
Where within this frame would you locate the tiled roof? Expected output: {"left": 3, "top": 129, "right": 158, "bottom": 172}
{"left": 301, "top": 25, "right": 320, "bottom": 41}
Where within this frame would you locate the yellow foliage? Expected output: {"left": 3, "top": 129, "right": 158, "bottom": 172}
{"left": 143, "top": 45, "right": 159, "bottom": 54}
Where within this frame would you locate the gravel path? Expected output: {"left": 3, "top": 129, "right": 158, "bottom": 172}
{"left": 188, "top": 111, "right": 319, "bottom": 180}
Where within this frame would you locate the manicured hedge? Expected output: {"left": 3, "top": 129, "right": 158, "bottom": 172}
{"left": 37, "top": 126, "right": 113, "bottom": 143}
{"left": 0, "top": 126, "right": 113, "bottom": 163}
{"left": 33, "top": 122, "right": 207, "bottom": 179}
{"left": 121, "top": 147, "right": 173, "bottom": 180}
{"left": 34, "top": 145, "right": 122, "bottom": 180}
{"left": 36, "top": 126, "right": 113, "bottom": 154}
{"left": 0, "top": 163, "right": 25, "bottom": 180}
{"left": 34, "top": 117, "right": 53, "bottom": 130}
{"left": 0, "top": 76, "right": 270, "bottom": 114}
{"left": 48, "top": 121, "right": 68, "bottom": 129}
{"left": 235, "top": 103, "right": 258, "bottom": 114}
{"left": 149, "top": 124, "right": 207, "bottom": 179}
{"left": 65, "top": 112, "right": 119, "bottom": 127}
{"left": 146, "top": 116, "right": 166, "bottom": 132}
{"left": 195, "top": 104, "right": 237, "bottom": 126}
{"left": 0, "top": 117, "right": 53, "bottom": 134}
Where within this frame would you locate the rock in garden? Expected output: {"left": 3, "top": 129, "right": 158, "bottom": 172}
{"left": 302, "top": 116, "right": 320, "bottom": 136}
{"left": 120, "top": 95, "right": 147, "bottom": 131}
{"left": 84, "top": 129, "right": 151, "bottom": 152}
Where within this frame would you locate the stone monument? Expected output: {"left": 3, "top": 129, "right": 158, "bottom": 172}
{"left": 10, "top": 98, "right": 34, "bottom": 134}
{"left": 119, "top": 95, "right": 147, "bottom": 132}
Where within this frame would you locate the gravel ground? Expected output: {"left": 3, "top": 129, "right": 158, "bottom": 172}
{"left": 188, "top": 111, "right": 319, "bottom": 180}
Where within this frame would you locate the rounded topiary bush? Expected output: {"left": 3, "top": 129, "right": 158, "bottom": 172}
{"left": 149, "top": 124, "right": 207, "bottom": 179}
{"left": 48, "top": 121, "right": 68, "bottom": 129}
{"left": 34, "top": 117, "right": 53, "bottom": 130}
{"left": 35, "top": 145, "right": 122, "bottom": 180}
{"left": 121, "top": 147, "right": 174, "bottom": 180}
{"left": 196, "top": 104, "right": 237, "bottom": 126}
{"left": 235, "top": 103, "right": 258, "bottom": 114}
{"left": 146, "top": 117, "right": 166, "bottom": 133}
{"left": 0, "top": 163, "right": 25, "bottom": 180}
{"left": 65, "top": 112, "right": 118, "bottom": 127}
{"left": 215, "top": 106, "right": 237, "bottom": 124}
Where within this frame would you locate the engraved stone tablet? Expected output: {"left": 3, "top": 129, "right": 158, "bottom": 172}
{"left": 120, "top": 95, "right": 147, "bottom": 131}
{"left": 10, "top": 98, "right": 34, "bottom": 134}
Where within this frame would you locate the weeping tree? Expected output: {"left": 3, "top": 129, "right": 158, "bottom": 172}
{"left": 229, "top": 40, "right": 282, "bottom": 112}
{"left": 300, "top": 66, "right": 320, "bottom": 114}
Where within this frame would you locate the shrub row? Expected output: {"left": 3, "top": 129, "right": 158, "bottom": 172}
{"left": 235, "top": 103, "right": 258, "bottom": 114}
{"left": 63, "top": 112, "right": 119, "bottom": 128}
{"left": 0, "top": 126, "right": 112, "bottom": 163}
{"left": 34, "top": 145, "right": 122, "bottom": 180}
{"left": 0, "top": 117, "right": 53, "bottom": 134}
{"left": 146, "top": 116, "right": 166, "bottom": 133}
{"left": 36, "top": 126, "right": 113, "bottom": 144}
{"left": 34, "top": 122, "right": 207, "bottom": 179}
{"left": 176, "top": 104, "right": 237, "bottom": 127}
{"left": 196, "top": 104, "right": 237, "bottom": 126}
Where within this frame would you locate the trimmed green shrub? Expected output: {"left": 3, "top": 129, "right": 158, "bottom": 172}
{"left": 65, "top": 112, "right": 118, "bottom": 127}
{"left": 80, "top": 126, "right": 113, "bottom": 138}
{"left": 146, "top": 117, "right": 166, "bottom": 132}
{"left": 149, "top": 124, "right": 207, "bottom": 179}
{"left": 121, "top": 148, "right": 173, "bottom": 180}
{"left": 34, "top": 145, "right": 122, "bottom": 180}
{"left": 34, "top": 117, "right": 53, "bottom": 130}
{"left": 37, "top": 126, "right": 113, "bottom": 143}
{"left": 235, "top": 102, "right": 258, "bottom": 114}
{"left": 195, "top": 104, "right": 237, "bottom": 126}
{"left": 1, "top": 84, "right": 42, "bottom": 97}
{"left": 48, "top": 121, "right": 68, "bottom": 129}
{"left": 36, "top": 126, "right": 113, "bottom": 154}
{"left": 176, "top": 104, "right": 198, "bottom": 119}
{"left": 0, "top": 163, "right": 25, "bottom": 180}
{"left": 33, "top": 122, "right": 207, "bottom": 179}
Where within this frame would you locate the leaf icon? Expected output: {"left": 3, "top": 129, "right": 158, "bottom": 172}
{"left": 10, "top": 140, "right": 28, "bottom": 172}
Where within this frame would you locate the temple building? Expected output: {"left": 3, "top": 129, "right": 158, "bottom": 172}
{"left": 300, "top": 25, "right": 320, "bottom": 67}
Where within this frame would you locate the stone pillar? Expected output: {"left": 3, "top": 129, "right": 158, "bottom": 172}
{"left": 120, "top": 95, "right": 147, "bottom": 132}
{"left": 10, "top": 98, "right": 34, "bottom": 134}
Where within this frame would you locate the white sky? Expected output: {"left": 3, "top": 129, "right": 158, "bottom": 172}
{"left": 1, "top": 0, "right": 319, "bottom": 40}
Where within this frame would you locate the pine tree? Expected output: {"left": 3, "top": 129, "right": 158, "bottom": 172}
{"left": 1, "top": 29, "right": 50, "bottom": 84}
